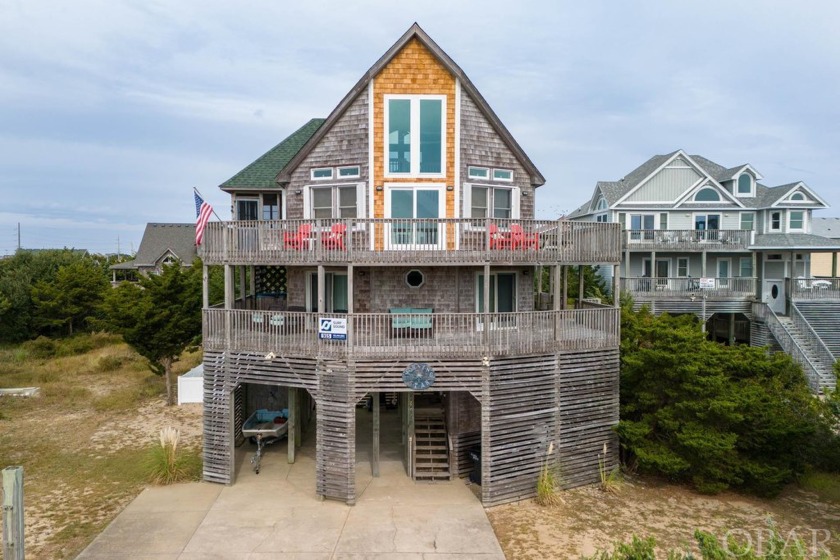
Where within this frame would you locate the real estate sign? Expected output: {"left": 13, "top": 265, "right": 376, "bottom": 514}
{"left": 318, "top": 318, "right": 347, "bottom": 340}
{"left": 699, "top": 277, "right": 716, "bottom": 289}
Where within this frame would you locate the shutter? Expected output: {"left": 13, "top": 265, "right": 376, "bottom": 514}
{"left": 302, "top": 187, "right": 311, "bottom": 219}
{"left": 511, "top": 188, "right": 521, "bottom": 219}
{"left": 356, "top": 182, "right": 366, "bottom": 220}
{"left": 463, "top": 183, "right": 472, "bottom": 220}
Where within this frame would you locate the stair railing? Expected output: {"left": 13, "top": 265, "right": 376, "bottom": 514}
{"left": 791, "top": 303, "right": 836, "bottom": 381}
{"left": 764, "top": 306, "right": 822, "bottom": 393}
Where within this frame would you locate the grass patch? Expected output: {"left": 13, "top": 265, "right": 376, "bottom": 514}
{"left": 799, "top": 471, "right": 840, "bottom": 502}
{"left": 146, "top": 427, "right": 203, "bottom": 485}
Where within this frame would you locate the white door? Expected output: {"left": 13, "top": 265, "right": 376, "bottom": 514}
{"left": 717, "top": 259, "right": 730, "bottom": 288}
{"left": 764, "top": 280, "right": 785, "bottom": 314}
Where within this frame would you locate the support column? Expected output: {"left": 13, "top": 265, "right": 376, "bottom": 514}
{"left": 239, "top": 266, "right": 246, "bottom": 307}
{"left": 578, "top": 265, "right": 585, "bottom": 306}
{"left": 224, "top": 265, "right": 234, "bottom": 309}
{"left": 613, "top": 264, "right": 620, "bottom": 305}
{"left": 249, "top": 265, "right": 256, "bottom": 302}
{"left": 483, "top": 263, "right": 491, "bottom": 347}
{"left": 202, "top": 264, "right": 209, "bottom": 309}
{"left": 554, "top": 265, "right": 562, "bottom": 341}
{"left": 833, "top": 251, "right": 838, "bottom": 278}
{"left": 728, "top": 313, "right": 736, "bottom": 345}
{"left": 561, "top": 265, "right": 568, "bottom": 310}
{"left": 317, "top": 265, "right": 325, "bottom": 314}
{"left": 347, "top": 264, "right": 354, "bottom": 348}
{"left": 372, "top": 391, "right": 380, "bottom": 477}
{"left": 288, "top": 388, "right": 297, "bottom": 464}
{"left": 701, "top": 251, "right": 707, "bottom": 277}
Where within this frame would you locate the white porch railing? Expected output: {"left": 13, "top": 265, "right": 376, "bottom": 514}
{"left": 763, "top": 307, "right": 823, "bottom": 393}
{"left": 621, "top": 277, "right": 756, "bottom": 297}
{"left": 791, "top": 277, "right": 840, "bottom": 299}
{"left": 623, "top": 229, "right": 753, "bottom": 251}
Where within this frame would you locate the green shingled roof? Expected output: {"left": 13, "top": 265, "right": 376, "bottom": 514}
{"left": 221, "top": 118, "right": 325, "bottom": 189}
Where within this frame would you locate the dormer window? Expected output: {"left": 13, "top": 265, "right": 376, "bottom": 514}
{"left": 594, "top": 197, "right": 608, "bottom": 212}
{"left": 694, "top": 188, "right": 720, "bottom": 202}
{"left": 737, "top": 174, "right": 753, "bottom": 196}
{"left": 789, "top": 192, "right": 805, "bottom": 201}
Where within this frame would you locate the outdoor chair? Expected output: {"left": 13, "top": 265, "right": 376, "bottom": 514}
{"left": 321, "top": 223, "right": 347, "bottom": 250}
{"left": 283, "top": 224, "right": 312, "bottom": 250}
{"left": 510, "top": 224, "right": 539, "bottom": 250}
{"left": 488, "top": 224, "right": 513, "bottom": 250}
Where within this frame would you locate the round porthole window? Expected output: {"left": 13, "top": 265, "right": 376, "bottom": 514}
{"left": 771, "top": 285, "right": 779, "bottom": 298}
{"left": 405, "top": 269, "right": 425, "bottom": 288}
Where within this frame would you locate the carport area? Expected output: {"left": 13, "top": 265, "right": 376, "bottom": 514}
{"left": 78, "top": 406, "right": 503, "bottom": 559}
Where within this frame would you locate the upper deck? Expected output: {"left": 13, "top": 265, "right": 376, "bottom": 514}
{"left": 198, "top": 219, "right": 621, "bottom": 266}
{"left": 622, "top": 229, "right": 754, "bottom": 252}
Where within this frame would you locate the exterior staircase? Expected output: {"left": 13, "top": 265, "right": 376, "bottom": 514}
{"left": 413, "top": 407, "right": 451, "bottom": 481}
{"left": 772, "top": 312, "right": 836, "bottom": 392}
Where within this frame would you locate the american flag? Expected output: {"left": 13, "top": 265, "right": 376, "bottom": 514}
{"left": 194, "top": 191, "right": 213, "bottom": 246}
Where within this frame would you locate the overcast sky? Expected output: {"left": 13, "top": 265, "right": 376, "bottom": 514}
{"left": 2, "top": 0, "right": 839, "bottom": 255}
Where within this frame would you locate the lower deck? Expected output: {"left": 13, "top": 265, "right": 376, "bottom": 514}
{"left": 202, "top": 348, "right": 620, "bottom": 506}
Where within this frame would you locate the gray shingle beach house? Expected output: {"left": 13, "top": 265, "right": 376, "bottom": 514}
{"left": 568, "top": 150, "right": 840, "bottom": 393}
{"left": 197, "top": 24, "right": 621, "bottom": 505}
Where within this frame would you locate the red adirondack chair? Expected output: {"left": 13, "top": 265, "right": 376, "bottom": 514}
{"left": 321, "top": 223, "right": 347, "bottom": 250}
{"left": 510, "top": 224, "right": 539, "bottom": 250}
{"left": 283, "top": 224, "right": 312, "bottom": 250}
{"left": 489, "top": 224, "right": 513, "bottom": 250}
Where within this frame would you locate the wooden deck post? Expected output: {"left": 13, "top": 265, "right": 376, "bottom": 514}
{"left": 372, "top": 392, "right": 380, "bottom": 477}
{"left": 483, "top": 263, "right": 490, "bottom": 347}
{"left": 728, "top": 313, "right": 736, "bottom": 344}
{"left": 238, "top": 266, "right": 246, "bottom": 306}
{"left": 2, "top": 466, "right": 24, "bottom": 560}
{"left": 578, "top": 265, "right": 585, "bottom": 306}
{"left": 224, "top": 265, "right": 234, "bottom": 309}
{"left": 288, "top": 388, "right": 296, "bottom": 464}
{"left": 249, "top": 265, "right": 256, "bottom": 301}
{"left": 202, "top": 264, "right": 209, "bottom": 309}
{"left": 317, "top": 265, "right": 325, "bottom": 314}
{"left": 347, "top": 264, "right": 354, "bottom": 348}
{"left": 561, "top": 265, "right": 568, "bottom": 310}
{"left": 554, "top": 265, "right": 562, "bottom": 340}
{"left": 613, "top": 264, "right": 620, "bottom": 305}
{"left": 701, "top": 250, "right": 707, "bottom": 277}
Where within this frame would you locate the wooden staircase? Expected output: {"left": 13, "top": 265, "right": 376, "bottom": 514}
{"left": 413, "top": 408, "right": 451, "bottom": 481}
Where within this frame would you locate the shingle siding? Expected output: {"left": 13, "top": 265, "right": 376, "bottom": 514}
{"left": 287, "top": 90, "right": 370, "bottom": 219}
{"left": 460, "top": 86, "right": 534, "bottom": 219}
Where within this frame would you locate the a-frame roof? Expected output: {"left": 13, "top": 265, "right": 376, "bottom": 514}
{"left": 220, "top": 118, "right": 325, "bottom": 191}
{"left": 275, "top": 23, "right": 545, "bottom": 187}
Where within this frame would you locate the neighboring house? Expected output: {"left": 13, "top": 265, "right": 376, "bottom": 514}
{"left": 810, "top": 217, "right": 840, "bottom": 277}
{"left": 110, "top": 223, "right": 197, "bottom": 281}
{"left": 197, "top": 24, "right": 621, "bottom": 506}
{"left": 569, "top": 149, "right": 839, "bottom": 392}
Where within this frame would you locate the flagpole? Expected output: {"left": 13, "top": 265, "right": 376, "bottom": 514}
{"left": 194, "top": 187, "right": 225, "bottom": 221}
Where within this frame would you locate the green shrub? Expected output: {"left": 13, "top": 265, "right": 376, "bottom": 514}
{"left": 96, "top": 355, "right": 124, "bottom": 373}
{"left": 617, "top": 304, "right": 830, "bottom": 496}
{"left": 23, "top": 336, "right": 57, "bottom": 358}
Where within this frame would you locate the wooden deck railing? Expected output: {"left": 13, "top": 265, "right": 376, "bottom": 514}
{"left": 197, "top": 218, "right": 620, "bottom": 265}
{"left": 622, "top": 277, "right": 756, "bottom": 298}
{"left": 203, "top": 308, "right": 619, "bottom": 360}
{"left": 622, "top": 229, "right": 753, "bottom": 251}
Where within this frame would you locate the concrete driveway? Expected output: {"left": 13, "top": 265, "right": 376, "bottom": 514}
{"left": 77, "top": 411, "right": 504, "bottom": 559}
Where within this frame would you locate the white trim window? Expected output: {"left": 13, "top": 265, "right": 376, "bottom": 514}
{"left": 788, "top": 210, "right": 806, "bottom": 232}
{"left": 337, "top": 165, "right": 361, "bottom": 179}
{"left": 236, "top": 197, "right": 259, "bottom": 221}
{"left": 468, "top": 166, "right": 489, "bottom": 180}
{"left": 739, "top": 257, "right": 753, "bottom": 278}
{"left": 492, "top": 168, "right": 513, "bottom": 182}
{"left": 736, "top": 173, "right": 754, "bottom": 197}
{"left": 303, "top": 183, "right": 365, "bottom": 220}
{"left": 467, "top": 184, "right": 518, "bottom": 220}
{"left": 384, "top": 184, "right": 446, "bottom": 248}
{"left": 385, "top": 95, "right": 446, "bottom": 178}
{"left": 677, "top": 257, "right": 689, "bottom": 278}
{"left": 740, "top": 212, "right": 754, "bottom": 231}
{"left": 769, "top": 211, "right": 782, "bottom": 232}
{"left": 311, "top": 167, "right": 334, "bottom": 180}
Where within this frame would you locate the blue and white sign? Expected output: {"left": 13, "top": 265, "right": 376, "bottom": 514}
{"left": 318, "top": 317, "right": 347, "bottom": 340}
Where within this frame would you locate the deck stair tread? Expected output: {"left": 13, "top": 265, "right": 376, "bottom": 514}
{"left": 413, "top": 405, "right": 451, "bottom": 481}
